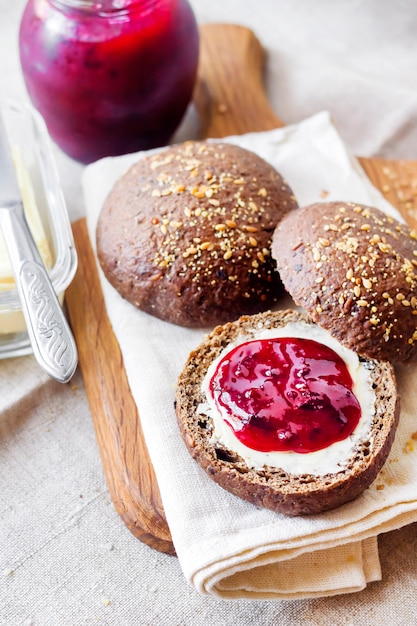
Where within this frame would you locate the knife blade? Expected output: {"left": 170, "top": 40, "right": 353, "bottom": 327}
{"left": 0, "top": 113, "right": 78, "bottom": 383}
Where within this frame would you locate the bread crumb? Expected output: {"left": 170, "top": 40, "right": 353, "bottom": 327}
{"left": 103, "top": 598, "right": 111, "bottom": 606}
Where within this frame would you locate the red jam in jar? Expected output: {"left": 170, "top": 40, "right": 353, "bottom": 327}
{"left": 19, "top": 0, "right": 199, "bottom": 163}
{"left": 209, "top": 337, "right": 362, "bottom": 454}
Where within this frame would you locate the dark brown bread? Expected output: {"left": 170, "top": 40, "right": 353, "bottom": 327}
{"left": 96, "top": 141, "right": 298, "bottom": 327}
{"left": 272, "top": 201, "right": 417, "bottom": 362}
{"left": 175, "top": 310, "right": 400, "bottom": 516}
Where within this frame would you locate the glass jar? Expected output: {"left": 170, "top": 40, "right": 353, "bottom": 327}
{"left": 18, "top": 0, "right": 199, "bottom": 164}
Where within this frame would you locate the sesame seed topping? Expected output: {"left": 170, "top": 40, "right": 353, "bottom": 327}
{"left": 318, "top": 237, "right": 330, "bottom": 247}
{"left": 378, "top": 241, "right": 391, "bottom": 253}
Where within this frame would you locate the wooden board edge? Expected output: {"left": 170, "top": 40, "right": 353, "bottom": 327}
{"left": 66, "top": 218, "right": 175, "bottom": 556}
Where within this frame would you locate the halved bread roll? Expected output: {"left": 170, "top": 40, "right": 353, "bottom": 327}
{"left": 175, "top": 310, "right": 399, "bottom": 516}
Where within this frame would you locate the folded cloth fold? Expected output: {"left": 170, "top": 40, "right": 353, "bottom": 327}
{"left": 83, "top": 112, "right": 417, "bottom": 600}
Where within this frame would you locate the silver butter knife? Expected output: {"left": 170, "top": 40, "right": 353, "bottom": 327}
{"left": 0, "top": 114, "right": 78, "bottom": 383}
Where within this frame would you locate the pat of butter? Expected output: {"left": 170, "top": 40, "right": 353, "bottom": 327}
{"left": 200, "top": 321, "right": 376, "bottom": 476}
{"left": 0, "top": 146, "right": 53, "bottom": 292}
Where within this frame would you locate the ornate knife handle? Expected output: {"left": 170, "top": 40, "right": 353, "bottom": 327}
{"left": 0, "top": 202, "right": 78, "bottom": 383}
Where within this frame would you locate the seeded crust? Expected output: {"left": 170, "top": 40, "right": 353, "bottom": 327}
{"left": 96, "top": 141, "right": 298, "bottom": 327}
{"left": 272, "top": 201, "right": 417, "bottom": 362}
{"left": 175, "top": 310, "right": 400, "bottom": 516}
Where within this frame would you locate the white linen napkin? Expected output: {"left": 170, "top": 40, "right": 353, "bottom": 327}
{"left": 82, "top": 112, "right": 417, "bottom": 599}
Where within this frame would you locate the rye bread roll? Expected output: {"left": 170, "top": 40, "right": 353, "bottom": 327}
{"left": 175, "top": 310, "right": 400, "bottom": 516}
{"left": 96, "top": 141, "right": 298, "bottom": 327}
{"left": 272, "top": 201, "right": 417, "bottom": 362}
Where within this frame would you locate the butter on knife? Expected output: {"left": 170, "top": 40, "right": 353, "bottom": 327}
{"left": 0, "top": 145, "right": 53, "bottom": 292}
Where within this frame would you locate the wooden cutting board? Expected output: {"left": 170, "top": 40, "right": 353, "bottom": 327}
{"left": 65, "top": 24, "right": 417, "bottom": 557}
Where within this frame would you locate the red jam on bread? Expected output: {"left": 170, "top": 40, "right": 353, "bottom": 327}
{"left": 208, "top": 337, "right": 361, "bottom": 454}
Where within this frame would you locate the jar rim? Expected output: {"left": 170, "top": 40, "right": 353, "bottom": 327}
{"left": 49, "top": 0, "right": 160, "bottom": 15}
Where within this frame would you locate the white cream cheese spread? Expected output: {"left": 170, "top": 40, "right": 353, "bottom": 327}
{"left": 199, "top": 321, "right": 376, "bottom": 476}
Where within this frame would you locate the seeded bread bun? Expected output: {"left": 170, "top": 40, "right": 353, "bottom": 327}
{"left": 96, "top": 141, "right": 298, "bottom": 327}
{"left": 272, "top": 201, "right": 417, "bottom": 362}
{"left": 175, "top": 310, "right": 399, "bottom": 516}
